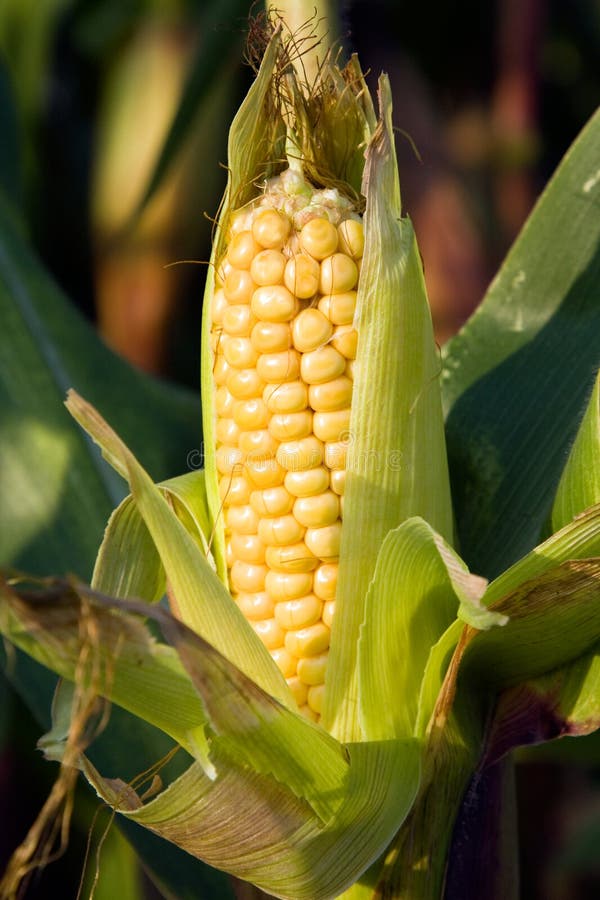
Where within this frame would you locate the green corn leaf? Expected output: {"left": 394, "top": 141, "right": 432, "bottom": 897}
{"left": 358, "top": 517, "right": 490, "bottom": 742}
{"left": 442, "top": 109, "right": 600, "bottom": 578}
{"left": 322, "top": 76, "right": 454, "bottom": 743}
{"left": 0, "top": 189, "right": 200, "bottom": 579}
{"left": 131, "top": 0, "right": 248, "bottom": 221}
{"left": 92, "top": 470, "right": 213, "bottom": 603}
{"left": 0, "top": 63, "right": 21, "bottom": 209}
{"left": 66, "top": 390, "right": 294, "bottom": 709}
{"left": 552, "top": 369, "right": 600, "bottom": 532}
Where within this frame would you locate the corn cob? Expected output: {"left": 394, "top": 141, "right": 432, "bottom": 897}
{"left": 210, "top": 168, "right": 363, "bottom": 720}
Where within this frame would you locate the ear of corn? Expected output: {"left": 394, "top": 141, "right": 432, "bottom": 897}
{"left": 202, "top": 36, "right": 453, "bottom": 734}
{"left": 209, "top": 173, "right": 362, "bottom": 719}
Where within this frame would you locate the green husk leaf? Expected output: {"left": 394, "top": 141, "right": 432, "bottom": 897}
{"left": 462, "top": 558, "right": 600, "bottom": 688}
{"left": 65, "top": 390, "right": 293, "bottom": 709}
{"left": 358, "top": 517, "right": 489, "bottom": 741}
{"left": 92, "top": 470, "right": 213, "bottom": 604}
{"left": 92, "top": 494, "right": 164, "bottom": 603}
{"left": 322, "top": 76, "right": 453, "bottom": 742}
{"left": 416, "top": 502, "right": 600, "bottom": 738}
{"left": 442, "top": 109, "right": 600, "bottom": 578}
{"left": 551, "top": 369, "right": 600, "bottom": 532}
{"left": 83, "top": 735, "right": 420, "bottom": 900}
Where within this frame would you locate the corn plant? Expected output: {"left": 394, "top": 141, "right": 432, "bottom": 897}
{"left": 1, "top": 5, "right": 600, "bottom": 899}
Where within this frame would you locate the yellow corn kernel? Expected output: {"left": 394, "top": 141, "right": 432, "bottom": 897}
{"left": 317, "top": 291, "right": 357, "bottom": 325}
{"left": 330, "top": 469, "right": 346, "bottom": 495}
{"left": 213, "top": 354, "right": 231, "bottom": 386}
{"left": 251, "top": 285, "right": 299, "bottom": 322}
{"left": 222, "top": 304, "right": 256, "bottom": 336}
{"left": 284, "top": 466, "right": 330, "bottom": 497}
{"left": 230, "top": 561, "right": 268, "bottom": 593}
{"left": 319, "top": 253, "right": 358, "bottom": 295}
{"left": 215, "top": 417, "right": 240, "bottom": 445}
{"left": 265, "top": 542, "right": 318, "bottom": 573}
{"left": 256, "top": 349, "right": 301, "bottom": 383}
{"left": 331, "top": 325, "right": 358, "bottom": 359}
{"left": 300, "top": 346, "right": 346, "bottom": 384}
{"left": 337, "top": 218, "right": 364, "bottom": 259}
{"left": 215, "top": 385, "right": 234, "bottom": 417}
{"left": 307, "top": 684, "right": 325, "bottom": 715}
{"left": 211, "top": 288, "right": 228, "bottom": 325}
{"left": 224, "top": 268, "right": 255, "bottom": 305}
{"left": 291, "top": 308, "right": 333, "bottom": 353}
{"left": 236, "top": 591, "right": 274, "bottom": 621}
{"left": 268, "top": 411, "right": 313, "bottom": 441}
{"left": 226, "top": 368, "right": 266, "bottom": 400}
{"left": 216, "top": 445, "right": 243, "bottom": 475}
{"left": 230, "top": 532, "right": 266, "bottom": 564}
{"left": 250, "top": 486, "right": 295, "bottom": 517}
{"left": 313, "top": 409, "right": 351, "bottom": 443}
{"left": 238, "top": 429, "right": 278, "bottom": 458}
{"left": 297, "top": 652, "right": 328, "bottom": 686}
{"left": 322, "top": 599, "right": 336, "bottom": 628}
{"left": 305, "top": 522, "right": 342, "bottom": 561}
{"left": 250, "top": 249, "right": 286, "bottom": 285}
{"left": 313, "top": 563, "right": 338, "bottom": 600}
{"left": 324, "top": 440, "right": 348, "bottom": 469}
{"left": 299, "top": 704, "right": 319, "bottom": 722}
{"left": 250, "top": 321, "right": 292, "bottom": 353}
{"left": 277, "top": 435, "right": 324, "bottom": 471}
{"left": 225, "top": 504, "right": 259, "bottom": 534}
{"left": 233, "top": 398, "right": 270, "bottom": 429}
{"left": 308, "top": 376, "right": 353, "bottom": 412}
{"left": 293, "top": 491, "right": 340, "bottom": 528}
{"left": 252, "top": 617, "right": 285, "bottom": 650}
{"left": 227, "top": 231, "right": 260, "bottom": 269}
{"left": 258, "top": 514, "right": 305, "bottom": 547}
{"left": 252, "top": 208, "right": 291, "bottom": 249}
{"left": 265, "top": 570, "right": 314, "bottom": 602}
{"left": 219, "top": 473, "right": 251, "bottom": 506}
{"left": 299, "top": 217, "right": 338, "bottom": 259}
{"left": 274, "top": 594, "right": 322, "bottom": 630}
{"left": 270, "top": 647, "right": 297, "bottom": 678}
{"left": 288, "top": 676, "right": 308, "bottom": 707}
{"left": 285, "top": 622, "right": 330, "bottom": 658}
{"left": 284, "top": 254, "right": 320, "bottom": 298}
{"left": 244, "top": 455, "right": 285, "bottom": 488}
{"left": 263, "top": 381, "right": 308, "bottom": 413}
{"left": 223, "top": 336, "right": 259, "bottom": 369}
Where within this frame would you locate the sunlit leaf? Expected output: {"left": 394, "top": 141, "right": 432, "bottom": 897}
{"left": 442, "top": 110, "right": 600, "bottom": 578}
{"left": 358, "top": 517, "right": 490, "bottom": 742}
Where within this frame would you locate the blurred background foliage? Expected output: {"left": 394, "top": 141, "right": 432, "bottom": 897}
{"left": 0, "top": 0, "right": 599, "bottom": 896}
